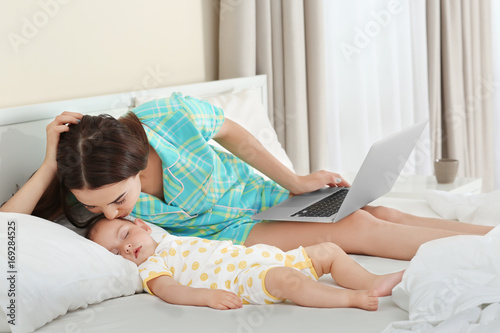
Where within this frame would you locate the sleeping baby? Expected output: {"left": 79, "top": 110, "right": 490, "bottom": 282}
{"left": 86, "top": 217, "right": 403, "bottom": 310}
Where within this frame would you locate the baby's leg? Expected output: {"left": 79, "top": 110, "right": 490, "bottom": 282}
{"left": 305, "top": 242, "right": 403, "bottom": 296}
{"left": 264, "top": 266, "right": 378, "bottom": 310}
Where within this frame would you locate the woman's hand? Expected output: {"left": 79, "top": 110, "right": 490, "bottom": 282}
{"left": 0, "top": 111, "right": 83, "bottom": 215}
{"left": 43, "top": 111, "right": 83, "bottom": 172}
{"left": 288, "top": 170, "right": 350, "bottom": 196}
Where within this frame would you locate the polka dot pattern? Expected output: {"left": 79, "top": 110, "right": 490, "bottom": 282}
{"left": 139, "top": 234, "right": 318, "bottom": 305}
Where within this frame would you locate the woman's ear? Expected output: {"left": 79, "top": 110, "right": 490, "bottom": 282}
{"left": 134, "top": 218, "right": 152, "bottom": 233}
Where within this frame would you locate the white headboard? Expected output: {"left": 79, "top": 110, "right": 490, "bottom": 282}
{"left": 0, "top": 75, "right": 268, "bottom": 204}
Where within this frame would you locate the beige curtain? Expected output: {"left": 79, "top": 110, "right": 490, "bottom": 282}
{"left": 218, "top": 0, "right": 327, "bottom": 175}
{"left": 427, "top": 0, "right": 494, "bottom": 192}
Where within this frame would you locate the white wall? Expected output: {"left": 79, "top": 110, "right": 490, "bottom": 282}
{"left": 0, "top": 0, "right": 219, "bottom": 108}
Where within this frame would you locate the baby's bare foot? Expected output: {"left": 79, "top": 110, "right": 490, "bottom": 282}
{"left": 352, "top": 290, "right": 379, "bottom": 311}
{"left": 372, "top": 270, "right": 404, "bottom": 297}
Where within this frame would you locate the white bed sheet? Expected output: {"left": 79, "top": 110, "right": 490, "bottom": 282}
{"left": 383, "top": 226, "right": 500, "bottom": 332}
{"left": 33, "top": 258, "right": 409, "bottom": 333}
{"left": 27, "top": 197, "right": 436, "bottom": 333}
{"left": 0, "top": 198, "right": 437, "bottom": 333}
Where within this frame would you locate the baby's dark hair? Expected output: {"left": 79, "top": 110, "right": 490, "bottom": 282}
{"left": 84, "top": 215, "right": 135, "bottom": 241}
{"left": 84, "top": 214, "right": 107, "bottom": 240}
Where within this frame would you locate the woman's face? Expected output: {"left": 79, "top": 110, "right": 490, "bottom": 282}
{"left": 71, "top": 175, "right": 142, "bottom": 220}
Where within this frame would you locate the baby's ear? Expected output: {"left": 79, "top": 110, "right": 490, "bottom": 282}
{"left": 134, "top": 218, "right": 152, "bottom": 233}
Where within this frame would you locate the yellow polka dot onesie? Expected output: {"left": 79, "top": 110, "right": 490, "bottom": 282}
{"left": 139, "top": 234, "right": 319, "bottom": 305}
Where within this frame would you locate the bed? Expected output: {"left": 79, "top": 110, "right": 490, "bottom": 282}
{"left": 1, "top": 75, "right": 493, "bottom": 333}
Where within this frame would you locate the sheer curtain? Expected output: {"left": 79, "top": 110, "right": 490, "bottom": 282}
{"left": 324, "top": 0, "right": 431, "bottom": 178}
{"left": 493, "top": 0, "right": 500, "bottom": 190}
{"left": 218, "top": 0, "right": 328, "bottom": 175}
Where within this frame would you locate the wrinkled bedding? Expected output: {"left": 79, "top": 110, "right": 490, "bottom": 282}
{"left": 383, "top": 226, "right": 500, "bottom": 332}
{"left": 424, "top": 190, "right": 500, "bottom": 226}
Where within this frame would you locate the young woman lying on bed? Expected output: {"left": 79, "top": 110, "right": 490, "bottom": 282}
{"left": 0, "top": 94, "right": 492, "bottom": 260}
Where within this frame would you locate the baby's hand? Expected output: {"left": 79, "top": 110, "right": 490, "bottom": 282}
{"left": 206, "top": 290, "right": 242, "bottom": 310}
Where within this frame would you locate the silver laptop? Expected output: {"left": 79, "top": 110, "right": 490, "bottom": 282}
{"left": 252, "top": 120, "right": 428, "bottom": 223}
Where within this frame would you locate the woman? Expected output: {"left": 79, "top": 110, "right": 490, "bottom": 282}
{"left": 1, "top": 94, "right": 492, "bottom": 260}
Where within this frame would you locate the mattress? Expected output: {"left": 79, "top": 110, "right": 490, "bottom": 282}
{"left": 33, "top": 257, "right": 410, "bottom": 333}
{"left": 28, "top": 197, "right": 435, "bottom": 333}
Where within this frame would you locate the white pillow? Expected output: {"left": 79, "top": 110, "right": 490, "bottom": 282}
{"left": 0, "top": 213, "right": 143, "bottom": 333}
{"left": 134, "top": 87, "right": 295, "bottom": 177}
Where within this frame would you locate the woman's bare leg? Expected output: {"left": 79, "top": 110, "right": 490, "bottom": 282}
{"left": 304, "top": 243, "right": 404, "bottom": 296}
{"left": 245, "top": 210, "right": 469, "bottom": 260}
{"left": 264, "top": 266, "right": 379, "bottom": 310}
{"left": 362, "top": 206, "right": 493, "bottom": 235}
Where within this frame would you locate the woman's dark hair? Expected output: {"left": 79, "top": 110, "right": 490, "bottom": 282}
{"left": 33, "top": 112, "right": 149, "bottom": 227}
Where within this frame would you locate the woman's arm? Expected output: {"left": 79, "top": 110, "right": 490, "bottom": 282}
{"left": 147, "top": 275, "right": 242, "bottom": 310}
{"left": 213, "top": 119, "right": 349, "bottom": 195}
{"left": 0, "top": 112, "right": 83, "bottom": 215}
{"left": 0, "top": 163, "right": 57, "bottom": 214}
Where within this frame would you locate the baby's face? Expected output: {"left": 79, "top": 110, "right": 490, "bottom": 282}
{"left": 91, "top": 218, "right": 157, "bottom": 266}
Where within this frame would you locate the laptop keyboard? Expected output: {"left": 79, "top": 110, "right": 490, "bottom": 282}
{"left": 291, "top": 188, "right": 349, "bottom": 218}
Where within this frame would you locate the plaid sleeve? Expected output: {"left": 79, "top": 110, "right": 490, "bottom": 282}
{"left": 177, "top": 95, "right": 225, "bottom": 141}
{"left": 133, "top": 93, "right": 225, "bottom": 142}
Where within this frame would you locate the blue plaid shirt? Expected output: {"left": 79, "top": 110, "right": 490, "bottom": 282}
{"left": 130, "top": 94, "right": 288, "bottom": 244}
